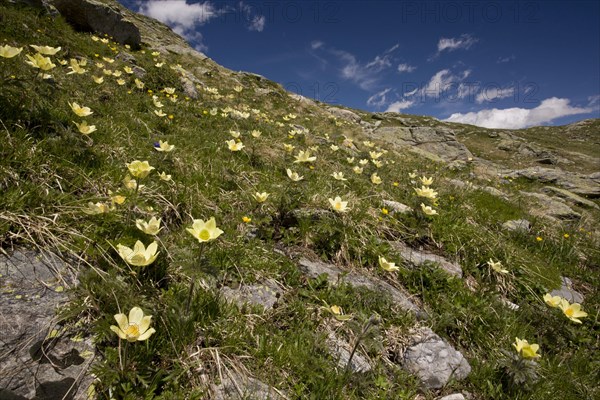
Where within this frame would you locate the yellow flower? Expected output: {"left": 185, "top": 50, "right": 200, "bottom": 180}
{"left": 420, "top": 176, "right": 434, "bottom": 186}
{"left": 110, "top": 194, "right": 126, "bottom": 205}
{"left": 29, "top": 44, "right": 61, "bottom": 55}
{"left": 414, "top": 186, "right": 438, "bottom": 200}
{"left": 563, "top": 233, "right": 570, "bottom": 239}
{"left": 378, "top": 256, "right": 399, "bottom": 272}
{"left": 226, "top": 139, "right": 245, "bottom": 151}
{"left": 283, "top": 144, "right": 295, "bottom": 153}
{"left": 69, "top": 102, "right": 93, "bottom": 117}
{"left": 559, "top": 301, "right": 588, "bottom": 324}
{"left": 154, "top": 109, "right": 167, "bottom": 117}
{"left": 286, "top": 168, "right": 303, "bottom": 182}
{"left": 513, "top": 337, "right": 540, "bottom": 359}
{"left": 381, "top": 208, "right": 388, "bottom": 215}
{"left": 135, "top": 217, "right": 162, "bottom": 235}
{"left": 154, "top": 140, "right": 175, "bottom": 152}
{"left": 346, "top": 157, "right": 355, "bottom": 164}
{"left": 151, "top": 51, "right": 161, "bottom": 57}
{"left": 83, "top": 201, "right": 110, "bottom": 215}
{"left": 0, "top": 45, "right": 23, "bottom": 58}
{"left": 152, "top": 96, "right": 164, "bottom": 108}
{"left": 123, "top": 66, "right": 134, "bottom": 74}
{"left": 251, "top": 129, "right": 262, "bottom": 138}
{"left": 363, "top": 140, "right": 375, "bottom": 148}
{"left": 419, "top": 203, "right": 437, "bottom": 216}
{"left": 330, "top": 145, "right": 339, "bottom": 151}
{"left": 371, "top": 173, "right": 382, "bottom": 185}
{"left": 393, "top": 182, "right": 399, "bottom": 187}
{"left": 359, "top": 159, "right": 369, "bottom": 166}
{"left": 158, "top": 172, "right": 172, "bottom": 181}
{"left": 67, "top": 58, "right": 86, "bottom": 75}
{"left": 293, "top": 150, "right": 316, "bottom": 163}
{"left": 329, "top": 305, "right": 352, "bottom": 321}
{"left": 369, "top": 151, "right": 383, "bottom": 159}
{"left": 102, "top": 68, "right": 113, "bottom": 76}
{"left": 135, "top": 78, "right": 145, "bottom": 89}
{"left": 102, "top": 56, "right": 115, "bottom": 63}
{"left": 536, "top": 236, "right": 543, "bottom": 242}
{"left": 126, "top": 160, "right": 155, "bottom": 179}
{"left": 163, "top": 87, "right": 176, "bottom": 94}
{"left": 328, "top": 196, "right": 350, "bottom": 213}
{"left": 117, "top": 240, "right": 159, "bottom": 266}
{"left": 123, "top": 174, "right": 141, "bottom": 190}
{"left": 73, "top": 120, "right": 97, "bottom": 135}
{"left": 331, "top": 172, "right": 347, "bottom": 181}
{"left": 110, "top": 307, "right": 156, "bottom": 342}
{"left": 116, "top": 78, "right": 126, "bottom": 85}
{"left": 187, "top": 217, "right": 224, "bottom": 242}
{"left": 242, "top": 216, "right": 252, "bottom": 223}
{"left": 372, "top": 159, "right": 383, "bottom": 168}
{"left": 543, "top": 293, "right": 565, "bottom": 308}
{"left": 92, "top": 76, "right": 104, "bottom": 84}
{"left": 155, "top": 62, "right": 164, "bottom": 68}
{"left": 253, "top": 192, "right": 270, "bottom": 203}
{"left": 229, "top": 130, "right": 241, "bottom": 138}
{"left": 233, "top": 85, "right": 243, "bottom": 92}
{"left": 25, "top": 53, "right": 56, "bottom": 70}
{"left": 352, "top": 166, "right": 363, "bottom": 174}
{"left": 488, "top": 259, "right": 508, "bottom": 274}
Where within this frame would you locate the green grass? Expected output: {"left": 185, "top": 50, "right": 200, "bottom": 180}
{"left": 1, "top": 2, "right": 598, "bottom": 399}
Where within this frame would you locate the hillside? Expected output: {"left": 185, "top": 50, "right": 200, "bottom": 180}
{"left": 0, "top": 1, "right": 598, "bottom": 399}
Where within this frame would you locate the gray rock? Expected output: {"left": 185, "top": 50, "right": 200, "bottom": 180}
{"left": 51, "top": 0, "right": 142, "bottom": 49}
{"left": 296, "top": 258, "right": 424, "bottom": 318}
{"left": 0, "top": 250, "right": 94, "bottom": 399}
{"left": 502, "top": 219, "right": 531, "bottom": 232}
{"left": 549, "top": 276, "right": 584, "bottom": 304}
{"left": 382, "top": 200, "right": 413, "bottom": 214}
{"left": 211, "top": 371, "right": 286, "bottom": 400}
{"left": 520, "top": 192, "right": 581, "bottom": 221}
{"left": 438, "top": 394, "right": 466, "bottom": 400}
{"left": 327, "top": 107, "right": 361, "bottom": 123}
{"left": 221, "top": 282, "right": 280, "bottom": 311}
{"left": 288, "top": 93, "right": 316, "bottom": 107}
{"left": 542, "top": 187, "right": 599, "bottom": 209}
{"left": 402, "top": 327, "right": 471, "bottom": 389}
{"left": 132, "top": 65, "right": 146, "bottom": 78}
{"left": 508, "top": 167, "right": 600, "bottom": 198}
{"left": 325, "top": 331, "right": 372, "bottom": 373}
{"left": 390, "top": 242, "right": 462, "bottom": 278}
{"left": 370, "top": 126, "right": 472, "bottom": 162}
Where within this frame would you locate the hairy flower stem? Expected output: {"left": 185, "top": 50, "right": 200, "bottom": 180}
{"left": 345, "top": 317, "right": 375, "bottom": 373}
{"left": 186, "top": 243, "right": 205, "bottom": 314}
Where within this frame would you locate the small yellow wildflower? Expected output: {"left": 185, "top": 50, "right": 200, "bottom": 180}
{"left": 187, "top": 217, "right": 224, "bottom": 242}
{"left": 110, "top": 307, "right": 155, "bottom": 342}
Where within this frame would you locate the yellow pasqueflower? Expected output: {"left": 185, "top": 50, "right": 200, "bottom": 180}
{"left": 331, "top": 172, "right": 347, "bottom": 181}
{"left": 187, "top": 217, "right": 224, "bottom": 242}
{"left": 559, "top": 301, "right": 588, "bottom": 324}
{"left": 408, "top": 172, "right": 417, "bottom": 179}
{"left": 69, "top": 102, "right": 93, "bottom": 117}
{"left": 420, "top": 176, "right": 433, "bottom": 186}
{"left": 414, "top": 186, "right": 438, "bottom": 199}
{"left": 154, "top": 140, "right": 175, "bottom": 152}
{"left": 25, "top": 53, "right": 56, "bottom": 70}
{"left": 513, "top": 337, "right": 541, "bottom": 359}
{"left": 251, "top": 129, "right": 262, "bottom": 138}
{"left": 372, "top": 159, "right": 383, "bottom": 168}
{"left": 346, "top": 157, "right": 355, "bottom": 164}
{"left": 283, "top": 144, "right": 295, "bottom": 153}
{"left": 229, "top": 130, "right": 241, "bottom": 138}
{"left": 371, "top": 173, "right": 382, "bottom": 185}
{"left": 488, "top": 259, "right": 508, "bottom": 274}
{"left": 92, "top": 76, "right": 104, "bottom": 84}
{"left": 353, "top": 166, "right": 363, "bottom": 174}
{"left": 0, "top": 45, "right": 23, "bottom": 58}
{"left": 110, "top": 307, "right": 156, "bottom": 342}
{"left": 286, "top": 168, "right": 303, "bottom": 182}
{"left": 293, "top": 150, "right": 316, "bottom": 163}
{"left": 253, "top": 192, "right": 270, "bottom": 203}
{"left": 369, "top": 151, "right": 383, "bottom": 159}
{"left": 363, "top": 140, "right": 374, "bottom": 148}
{"left": 158, "top": 172, "right": 171, "bottom": 181}
{"left": 83, "top": 202, "right": 110, "bottom": 215}
{"left": 29, "top": 44, "right": 61, "bottom": 55}
{"left": 123, "top": 66, "right": 134, "bottom": 74}
{"left": 154, "top": 109, "right": 167, "bottom": 117}
{"left": 543, "top": 293, "right": 565, "bottom": 308}
{"left": 329, "top": 305, "right": 352, "bottom": 321}
{"left": 378, "top": 256, "right": 399, "bottom": 272}
{"left": 126, "top": 160, "right": 155, "bottom": 179}
{"left": 226, "top": 139, "right": 245, "bottom": 151}
{"left": 122, "top": 174, "right": 142, "bottom": 190}
{"left": 330, "top": 145, "right": 339, "bottom": 151}
{"left": 421, "top": 203, "right": 438, "bottom": 215}
{"left": 328, "top": 196, "right": 350, "bottom": 213}
{"left": 359, "top": 159, "right": 369, "bottom": 166}
{"left": 116, "top": 78, "right": 126, "bottom": 86}
{"left": 136, "top": 217, "right": 162, "bottom": 235}
{"left": 73, "top": 120, "right": 97, "bottom": 135}
{"left": 135, "top": 78, "right": 145, "bottom": 89}
{"left": 117, "top": 240, "right": 159, "bottom": 266}
{"left": 110, "top": 194, "right": 126, "bottom": 205}
{"left": 67, "top": 59, "right": 86, "bottom": 75}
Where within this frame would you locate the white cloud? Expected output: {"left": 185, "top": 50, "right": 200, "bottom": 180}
{"left": 397, "top": 63, "right": 416, "bottom": 73}
{"left": 444, "top": 97, "right": 593, "bottom": 129}
{"left": 497, "top": 55, "right": 516, "bottom": 63}
{"left": 386, "top": 100, "right": 415, "bottom": 112}
{"left": 138, "top": 0, "right": 220, "bottom": 50}
{"left": 588, "top": 94, "right": 600, "bottom": 106}
{"left": 248, "top": 15, "right": 265, "bottom": 31}
{"left": 367, "top": 88, "right": 392, "bottom": 107}
{"left": 365, "top": 55, "right": 392, "bottom": 70}
{"left": 311, "top": 40, "right": 324, "bottom": 50}
{"left": 437, "top": 34, "right": 478, "bottom": 53}
{"left": 475, "top": 86, "right": 515, "bottom": 103}
{"left": 385, "top": 43, "right": 400, "bottom": 53}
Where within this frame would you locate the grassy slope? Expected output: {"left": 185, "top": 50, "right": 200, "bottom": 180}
{"left": 0, "top": 3, "right": 598, "bottom": 399}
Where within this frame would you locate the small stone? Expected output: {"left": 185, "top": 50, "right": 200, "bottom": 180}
{"left": 549, "top": 276, "right": 584, "bottom": 304}
{"left": 437, "top": 394, "right": 466, "bottom": 400}
{"left": 390, "top": 242, "right": 463, "bottom": 278}
{"left": 325, "top": 331, "right": 372, "bottom": 373}
{"left": 382, "top": 200, "right": 413, "bottom": 214}
{"left": 211, "top": 371, "right": 285, "bottom": 400}
{"left": 502, "top": 219, "right": 531, "bottom": 232}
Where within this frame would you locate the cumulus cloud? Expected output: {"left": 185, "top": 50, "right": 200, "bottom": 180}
{"left": 444, "top": 97, "right": 593, "bottom": 129}
{"left": 475, "top": 86, "right": 515, "bottom": 103}
{"left": 397, "top": 63, "right": 416, "bottom": 73}
{"left": 437, "top": 34, "right": 478, "bottom": 53}
{"left": 137, "top": 0, "right": 220, "bottom": 51}
{"left": 386, "top": 100, "right": 415, "bottom": 112}
{"left": 367, "top": 88, "right": 392, "bottom": 107}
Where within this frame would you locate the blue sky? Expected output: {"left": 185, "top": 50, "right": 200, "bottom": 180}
{"left": 119, "top": 0, "right": 600, "bottom": 129}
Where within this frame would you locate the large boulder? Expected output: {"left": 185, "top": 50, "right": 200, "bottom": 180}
{"left": 508, "top": 167, "right": 600, "bottom": 198}
{"left": 51, "top": 0, "right": 141, "bottom": 48}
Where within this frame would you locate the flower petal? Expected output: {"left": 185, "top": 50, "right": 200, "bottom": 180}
{"left": 128, "top": 307, "right": 144, "bottom": 325}
{"left": 137, "top": 327, "right": 156, "bottom": 341}
{"left": 113, "top": 313, "right": 128, "bottom": 331}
